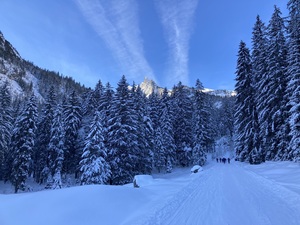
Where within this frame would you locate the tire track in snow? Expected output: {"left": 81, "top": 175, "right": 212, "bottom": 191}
{"left": 137, "top": 162, "right": 300, "bottom": 225}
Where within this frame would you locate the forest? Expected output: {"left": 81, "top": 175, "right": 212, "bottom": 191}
{"left": 0, "top": 66, "right": 234, "bottom": 192}
{"left": 235, "top": 1, "right": 300, "bottom": 164}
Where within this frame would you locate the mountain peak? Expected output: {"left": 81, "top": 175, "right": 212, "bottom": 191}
{"left": 138, "top": 77, "right": 235, "bottom": 97}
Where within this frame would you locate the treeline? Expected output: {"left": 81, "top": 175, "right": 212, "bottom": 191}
{"left": 0, "top": 75, "right": 234, "bottom": 193}
{"left": 235, "top": 1, "right": 300, "bottom": 164}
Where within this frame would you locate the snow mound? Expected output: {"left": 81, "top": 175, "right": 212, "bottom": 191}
{"left": 190, "top": 165, "right": 203, "bottom": 173}
{"left": 133, "top": 175, "right": 154, "bottom": 188}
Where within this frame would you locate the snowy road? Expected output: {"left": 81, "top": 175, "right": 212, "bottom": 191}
{"left": 134, "top": 162, "right": 300, "bottom": 225}
{"left": 1, "top": 161, "right": 300, "bottom": 225}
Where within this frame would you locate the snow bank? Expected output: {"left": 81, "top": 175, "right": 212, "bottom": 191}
{"left": 133, "top": 175, "right": 154, "bottom": 188}
{"left": 190, "top": 165, "right": 203, "bottom": 173}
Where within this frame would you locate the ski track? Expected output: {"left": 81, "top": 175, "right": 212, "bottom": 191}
{"left": 134, "top": 162, "right": 300, "bottom": 225}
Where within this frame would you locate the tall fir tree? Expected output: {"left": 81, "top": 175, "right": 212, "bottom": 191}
{"left": 160, "top": 88, "right": 176, "bottom": 172}
{"left": 265, "top": 6, "right": 288, "bottom": 160}
{"left": 0, "top": 82, "right": 13, "bottom": 180}
{"left": 10, "top": 94, "right": 38, "bottom": 193}
{"left": 235, "top": 41, "right": 261, "bottom": 163}
{"left": 251, "top": 15, "right": 268, "bottom": 158}
{"left": 47, "top": 104, "right": 64, "bottom": 189}
{"left": 131, "top": 85, "right": 153, "bottom": 174}
{"left": 106, "top": 75, "right": 138, "bottom": 185}
{"left": 171, "top": 82, "right": 193, "bottom": 166}
{"left": 63, "top": 91, "right": 82, "bottom": 175}
{"left": 287, "top": 0, "right": 300, "bottom": 161}
{"left": 34, "top": 86, "right": 56, "bottom": 184}
{"left": 80, "top": 111, "right": 110, "bottom": 185}
{"left": 192, "top": 79, "right": 207, "bottom": 166}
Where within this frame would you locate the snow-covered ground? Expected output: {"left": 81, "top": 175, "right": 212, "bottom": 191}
{"left": 1, "top": 160, "right": 300, "bottom": 225}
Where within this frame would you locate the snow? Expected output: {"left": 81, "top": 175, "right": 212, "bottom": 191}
{"left": 190, "top": 165, "right": 203, "bottom": 173}
{"left": 23, "top": 71, "right": 44, "bottom": 102}
{"left": 133, "top": 175, "right": 154, "bottom": 187}
{"left": 1, "top": 161, "right": 300, "bottom": 225}
{"left": 0, "top": 73, "right": 24, "bottom": 98}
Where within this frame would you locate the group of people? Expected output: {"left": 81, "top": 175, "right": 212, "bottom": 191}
{"left": 216, "top": 157, "right": 230, "bottom": 164}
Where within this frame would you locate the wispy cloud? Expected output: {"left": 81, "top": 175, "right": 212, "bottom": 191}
{"left": 76, "top": 0, "right": 155, "bottom": 82}
{"left": 155, "top": 0, "right": 198, "bottom": 85}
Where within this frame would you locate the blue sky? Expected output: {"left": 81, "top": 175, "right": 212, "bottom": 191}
{"left": 0, "top": 0, "right": 288, "bottom": 90}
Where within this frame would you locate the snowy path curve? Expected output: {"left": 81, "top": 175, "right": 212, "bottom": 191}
{"left": 136, "top": 162, "right": 300, "bottom": 225}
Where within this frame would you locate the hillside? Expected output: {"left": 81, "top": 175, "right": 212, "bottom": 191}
{"left": 0, "top": 31, "right": 87, "bottom": 101}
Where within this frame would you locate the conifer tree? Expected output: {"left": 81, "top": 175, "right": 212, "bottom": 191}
{"left": 10, "top": 94, "right": 38, "bottom": 193}
{"left": 47, "top": 104, "right": 64, "bottom": 189}
{"left": 160, "top": 88, "right": 176, "bottom": 172}
{"left": 192, "top": 79, "right": 207, "bottom": 166}
{"left": 0, "top": 82, "right": 13, "bottom": 180}
{"left": 251, "top": 15, "right": 268, "bottom": 157}
{"left": 235, "top": 41, "right": 261, "bottom": 162}
{"left": 265, "top": 6, "right": 288, "bottom": 160}
{"left": 106, "top": 75, "right": 138, "bottom": 185}
{"left": 171, "top": 82, "right": 193, "bottom": 166}
{"left": 80, "top": 111, "right": 110, "bottom": 185}
{"left": 99, "top": 82, "right": 114, "bottom": 148}
{"left": 34, "top": 86, "right": 56, "bottom": 183}
{"left": 287, "top": 0, "right": 300, "bottom": 161}
{"left": 63, "top": 91, "right": 82, "bottom": 175}
{"left": 131, "top": 85, "right": 153, "bottom": 174}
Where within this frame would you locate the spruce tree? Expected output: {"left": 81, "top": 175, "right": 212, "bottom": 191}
{"left": 0, "top": 82, "right": 13, "bottom": 180}
{"left": 235, "top": 41, "right": 261, "bottom": 163}
{"left": 160, "top": 88, "right": 176, "bottom": 172}
{"left": 287, "top": 0, "right": 300, "bottom": 161}
{"left": 34, "top": 86, "right": 56, "bottom": 184}
{"left": 192, "top": 79, "right": 207, "bottom": 166}
{"left": 131, "top": 85, "right": 153, "bottom": 174}
{"left": 106, "top": 75, "right": 138, "bottom": 185}
{"left": 10, "top": 94, "right": 38, "bottom": 193}
{"left": 265, "top": 6, "right": 288, "bottom": 160}
{"left": 80, "top": 111, "right": 110, "bottom": 185}
{"left": 171, "top": 82, "right": 193, "bottom": 166}
{"left": 251, "top": 15, "right": 268, "bottom": 158}
{"left": 47, "top": 104, "right": 64, "bottom": 189}
{"left": 63, "top": 91, "right": 82, "bottom": 175}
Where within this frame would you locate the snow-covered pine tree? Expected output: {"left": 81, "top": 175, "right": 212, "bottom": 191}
{"left": 235, "top": 41, "right": 261, "bottom": 163}
{"left": 0, "top": 82, "right": 13, "bottom": 180}
{"left": 251, "top": 15, "right": 268, "bottom": 159}
{"left": 106, "top": 75, "right": 138, "bottom": 185}
{"left": 265, "top": 6, "right": 288, "bottom": 160}
{"left": 221, "top": 96, "right": 235, "bottom": 141}
{"left": 192, "top": 79, "right": 207, "bottom": 166}
{"left": 153, "top": 125, "right": 166, "bottom": 173}
{"left": 89, "top": 80, "right": 104, "bottom": 113}
{"left": 148, "top": 92, "right": 164, "bottom": 172}
{"left": 47, "top": 104, "right": 64, "bottom": 189}
{"left": 10, "top": 94, "right": 38, "bottom": 193}
{"left": 63, "top": 91, "right": 82, "bottom": 176}
{"left": 131, "top": 85, "right": 153, "bottom": 175}
{"left": 287, "top": 0, "right": 300, "bottom": 161}
{"left": 160, "top": 88, "right": 176, "bottom": 172}
{"left": 80, "top": 111, "right": 110, "bottom": 185}
{"left": 98, "top": 82, "right": 114, "bottom": 148}
{"left": 171, "top": 82, "right": 193, "bottom": 166}
{"left": 34, "top": 86, "right": 56, "bottom": 184}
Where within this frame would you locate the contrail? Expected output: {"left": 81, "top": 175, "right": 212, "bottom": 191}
{"left": 156, "top": 0, "right": 198, "bottom": 85}
{"left": 76, "top": 0, "right": 156, "bottom": 82}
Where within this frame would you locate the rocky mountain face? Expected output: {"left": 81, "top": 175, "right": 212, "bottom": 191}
{"left": 138, "top": 77, "right": 236, "bottom": 97}
{"left": 0, "top": 32, "right": 86, "bottom": 102}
